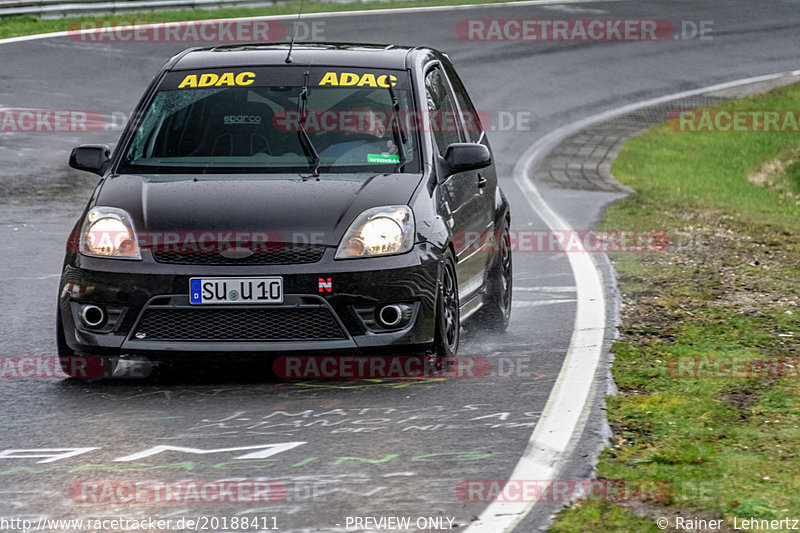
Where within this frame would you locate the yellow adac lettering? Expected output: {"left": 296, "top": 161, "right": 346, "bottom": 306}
{"left": 319, "top": 72, "right": 338, "bottom": 86}
{"left": 217, "top": 72, "right": 235, "bottom": 86}
{"left": 178, "top": 72, "right": 255, "bottom": 89}
{"left": 178, "top": 74, "right": 198, "bottom": 89}
{"left": 377, "top": 75, "right": 397, "bottom": 88}
{"left": 339, "top": 73, "right": 360, "bottom": 86}
{"left": 358, "top": 74, "right": 377, "bottom": 87}
{"left": 234, "top": 72, "right": 255, "bottom": 86}
{"left": 318, "top": 72, "right": 396, "bottom": 88}
{"left": 198, "top": 73, "right": 219, "bottom": 87}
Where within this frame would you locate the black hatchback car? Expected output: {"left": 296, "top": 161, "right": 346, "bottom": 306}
{"left": 58, "top": 43, "right": 511, "bottom": 377}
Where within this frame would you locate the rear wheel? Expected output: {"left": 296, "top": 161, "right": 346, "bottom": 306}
{"left": 475, "top": 220, "right": 512, "bottom": 331}
{"left": 431, "top": 251, "right": 460, "bottom": 357}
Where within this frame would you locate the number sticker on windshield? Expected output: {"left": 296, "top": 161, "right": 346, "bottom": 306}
{"left": 367, "top": 154, "right": 401, "bottom": 164}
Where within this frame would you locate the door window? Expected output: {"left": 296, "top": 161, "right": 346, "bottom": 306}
{"left": 424, "top": 66, "right": 464, "bottom": 155}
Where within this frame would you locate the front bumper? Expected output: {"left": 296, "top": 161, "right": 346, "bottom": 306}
{"left": 59, "top": 243, "right": 442, "bottom": 358}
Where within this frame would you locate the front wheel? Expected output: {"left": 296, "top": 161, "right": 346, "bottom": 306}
{"left": 431, "top": 251, "right": 460, "bottom": 357}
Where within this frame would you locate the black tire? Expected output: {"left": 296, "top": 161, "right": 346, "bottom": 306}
{"left": 56, "top": 308, "right": 74, "bottom": 358}
{"left": 475, "top": 220, "right": 512, "bottom": 332}
{"left": 431, "top": 250, "right": 460, "bottom": 357}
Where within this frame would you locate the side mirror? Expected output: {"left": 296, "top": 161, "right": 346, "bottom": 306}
{"left": 69, "top": 144, "right": 110, "bottom": 176}
{"left": 442, "top": 143, "right": 492, "bottom": 178}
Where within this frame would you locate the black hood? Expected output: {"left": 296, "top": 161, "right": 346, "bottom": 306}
{"left": 93, "top": 173, "right": 423, "bottom": 247}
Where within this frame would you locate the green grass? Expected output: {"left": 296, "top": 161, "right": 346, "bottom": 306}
{"left": 0, "top": 0, "right": 527, "bottom": 40}
{"left": 550, "top": 84, "right": 800, "bottom": 531}
{"left": 550, "top": 500, "right": 662, "bottom": 533}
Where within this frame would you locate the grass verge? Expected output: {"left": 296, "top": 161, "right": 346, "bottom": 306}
{"left": 0, "top": 0, "right": 526, "bottom": 40}
{"left": 551, "top": 84, "right": 800, "bottom": 531}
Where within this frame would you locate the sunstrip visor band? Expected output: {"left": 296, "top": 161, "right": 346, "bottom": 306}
{"left": 161, "top": 67, "right": 411, "bottom": 91}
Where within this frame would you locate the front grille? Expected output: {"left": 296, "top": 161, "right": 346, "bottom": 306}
{"left": 152, "top": 244, "right": 326, "bottom": 265}
{"left": 133, "top": 307, "right": 345, "bottom": 341}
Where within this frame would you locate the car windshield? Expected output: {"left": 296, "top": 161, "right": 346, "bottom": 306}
{"left": 118, "top": 66, "right": 419, "bottom": 175}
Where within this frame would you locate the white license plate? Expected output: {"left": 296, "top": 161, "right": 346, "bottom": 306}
{"left": 190, "top": 277, "right": 283, "bottom": 305}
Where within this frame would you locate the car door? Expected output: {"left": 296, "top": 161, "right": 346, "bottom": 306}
{"left": 424, "top": 64, "right": 491, "bottom": 303}
{"left": 443, "top": 59, "right": 497, "bottom": 230}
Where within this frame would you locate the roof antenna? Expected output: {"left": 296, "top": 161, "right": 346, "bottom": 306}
{"left": 284, "top": 0, "right": 306, "bottom": 64}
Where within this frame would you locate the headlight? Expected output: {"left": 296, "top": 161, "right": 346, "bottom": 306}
{"left": 79, "top": 207, "right": 141, "bottom": 260}
{"left": 335, "top": 206, "right": 414, "bottom": 259}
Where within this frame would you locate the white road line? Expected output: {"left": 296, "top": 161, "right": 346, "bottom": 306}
{"left": 467, "top": 67, "right": 800, "bottom": 532}
{"left": 0, "top": 0, "right": 624, "bottom": 46}
{"left": 465, "top": 128, "right": 607, "bottom": 533}
{"left": 513, "top": 285, "right": 576, "bottom": 292}
{"left": 512, "top": 299, "right": 577, "bottom": 308}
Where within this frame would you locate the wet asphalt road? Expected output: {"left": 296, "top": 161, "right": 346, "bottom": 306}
{"left": 1, "top": 0, "right": 800, "bottom": 531}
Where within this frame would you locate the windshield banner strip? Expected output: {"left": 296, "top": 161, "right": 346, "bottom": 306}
{"left": 161, "top": 67, "right": 410, "bottom": 91}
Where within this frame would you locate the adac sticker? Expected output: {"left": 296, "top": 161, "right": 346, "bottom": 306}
{"left": 158, "top": 68, "right": 281, "bottom": 91}
{"left": 318, "top": 71, "right": 398, "bottom": 88}
{"left": 177, "top": 71, "right": 256, "bottom": 89}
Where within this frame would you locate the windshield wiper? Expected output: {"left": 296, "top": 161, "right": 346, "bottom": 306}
{"left": 297, "top": 70, "right": 321, "bottom": 178}
{"left": 387, "top": 84, "right": 408, "bottom": 173}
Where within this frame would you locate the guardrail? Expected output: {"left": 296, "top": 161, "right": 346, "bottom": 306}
{"left": 0, "top": 0, "right": 357, "bottom": 19}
